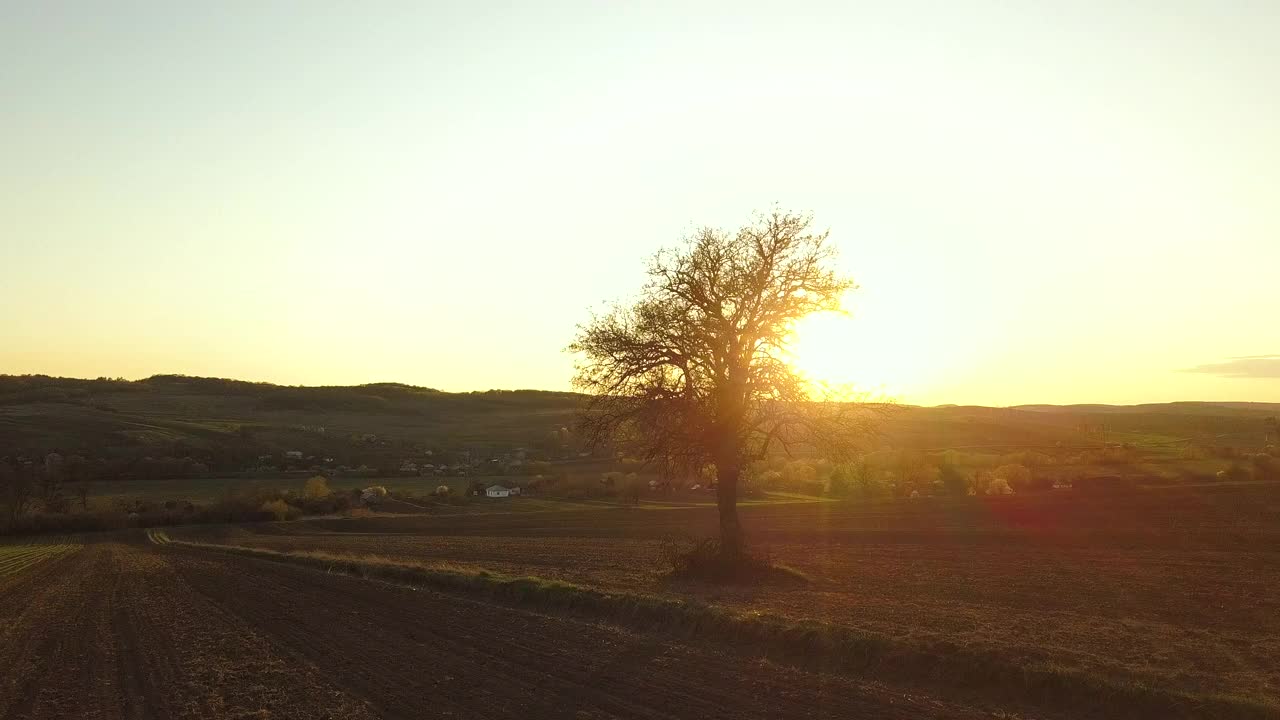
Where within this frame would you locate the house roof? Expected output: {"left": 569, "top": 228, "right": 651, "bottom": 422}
{"left": 486, "top": 485, "right": 510, "bottom": 491}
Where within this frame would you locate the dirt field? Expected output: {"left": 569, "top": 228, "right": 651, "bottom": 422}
{"left": 172, "top": 488, "right": 1280, "bottom": 709}
{"left": 0, "top": 539, "right": 1003, "bottom": 720}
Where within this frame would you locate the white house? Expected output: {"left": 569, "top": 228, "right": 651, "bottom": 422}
{"left": 285, "top": 450, "right": 303, "bottom": 460}
{"left": 485, "top": 485, "right": 512, "bottom": 498}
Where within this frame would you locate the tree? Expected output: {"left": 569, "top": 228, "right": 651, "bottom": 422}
{"left": 571, "top": 210, "right": 884, "bottom": 560}
{"left": 41, "top": 453, "right": 65, "bottom": 507}
{"left": 303, "top": 475, "right": 330, "bottom": 500}
{"left": 937, "top": 459, "right": 971, "bottom": 496}
{"left": 620, "top": 472, "right": 644, "bottom": 504}
{"left": 894, "top": 450, "right": 937, "bottom": 497}
{"left": 826, "top": 463, "right": 853, "bottom": 497}
{"left": 0, "top": 462, "right": 34, "bottom": 524}
{"left": 993, "top": 463, "right": 1032, "bottom": 492}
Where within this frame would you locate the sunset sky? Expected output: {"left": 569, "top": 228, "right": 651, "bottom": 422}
{"left": 3, "top": 1, "right": 1278, "bottom": 405}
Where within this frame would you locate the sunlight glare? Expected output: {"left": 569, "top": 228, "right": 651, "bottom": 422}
{"left": 788, "top": 292, "right": 952, "bottom": 404}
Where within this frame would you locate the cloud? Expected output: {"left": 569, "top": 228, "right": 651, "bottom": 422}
{"left": 1183, "top": 355, "right": 1280, "bottom": 379}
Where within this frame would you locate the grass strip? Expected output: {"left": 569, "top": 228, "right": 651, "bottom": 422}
{"left": 160, "top": 535, "right": 1277, "bottom": 720}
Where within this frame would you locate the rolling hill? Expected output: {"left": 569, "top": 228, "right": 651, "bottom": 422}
{"left": 1, "top": 374, "right": 1275, "bottom": 479}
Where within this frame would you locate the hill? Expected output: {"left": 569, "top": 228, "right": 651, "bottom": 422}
{"left": 1, "top": 374, "right": 1275, "bottom": 482}
{"left": 0, "top": 374, "right": 582, "bottom": 476}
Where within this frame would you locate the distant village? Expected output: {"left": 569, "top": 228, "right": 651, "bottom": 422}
{"left": 263, "top": 443, "right": 588, "bottom": 480}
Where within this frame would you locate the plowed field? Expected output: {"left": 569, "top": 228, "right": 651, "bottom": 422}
{"left": 0, "top": 540, "right": 1001, "bottom": 719}
{"left": 172, "top": 489, "right": 1280, "bottom": 708}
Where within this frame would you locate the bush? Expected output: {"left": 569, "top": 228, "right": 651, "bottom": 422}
{"left": 619, "top": 473, "right": 643, "bottom": 504}
{"left": 258, "top": 499, "right": 297, "bottom": 521}
{"left": 757, "top": 469, "right": 783, "bottom": 490}
{"left": 1219, "top": 463, "right": 1252, "bottom": 483}
{"left": 1, "top": 511, "right": 130, "bottom": 535}
{"left": 850, "top": 464, "right": 889, "bottom": 499}
{"left": 937, "top": 461, "right": 971, "bottom": 497}
{"left": 993, "top": 463, "right": 1032, "bottom": 491}
{"left": 985, "top": 477, "right": 1014, "bottom": 495}
{"left": 1250, "top": 453, "right": 1279, "bottom": 480}
{"left": 303, "top": 475, "right": 330, "bottom": 499}
{"left": 781, "top": 460, "right": 817, "bottom": 490}
{"left": 293, "top": 491, "right": 353, "bottom": 516}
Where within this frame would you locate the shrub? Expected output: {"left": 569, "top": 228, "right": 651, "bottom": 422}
{"left": 303, "top": 475, "right": 330, "bottom": 499}
{"left": 825, "top": 465, "right": 851, "bottom": 497}
{"left": 985, "top": 477, "right": 1014, "bottom": 495}
{"left": 781, "top": 460, "right": 817, "bottom": 489}
{"left": 619, "top": 473, "right": 643, "bottom": 504}
{"left": 1220, "top": 463, "right": 1252, "bottom": 483}
{"left": 993, "top": 463, "right": 1032, "bottom": 491}
{"left": 360, "top": 486, "right": 388, "bottom": 503}
{"left": 293, "top": 490, "right": 353, "bottom": 516}
{"left": 851, "top": 465, "right": 889, "bottom": 499}
{"left": 757, "top": 470, "right": 783, "bottom": 490}
{"left": 1250, "top": 453, "right": 1279, "bottom": 480}
{"left": 259, "top": 499, "right": 296, "bottom": 521}
{"left": 937, "top": 461, "right": 972, "bottom": 497}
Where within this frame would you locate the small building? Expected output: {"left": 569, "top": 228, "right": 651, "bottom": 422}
{"left": 360, "top": 486, "right": 388, "bottom": 504}
{"left": 285, "top": 450, "right": 303, "bottom": 460}
{"left": 485, "top": 485, "right": 512, "bottom": 498}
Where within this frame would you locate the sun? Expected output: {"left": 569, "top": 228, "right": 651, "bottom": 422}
{"left": 785, "top": 294, "right": 946, "bottom": 404}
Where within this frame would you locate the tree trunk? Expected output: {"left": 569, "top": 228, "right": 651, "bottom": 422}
{"left": 716, "top": 462, "right": 744, "bottom": 559}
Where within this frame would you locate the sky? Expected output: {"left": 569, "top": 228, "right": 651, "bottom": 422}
{"left": 2, "top": 1, "right": 1278, "bottom": 406}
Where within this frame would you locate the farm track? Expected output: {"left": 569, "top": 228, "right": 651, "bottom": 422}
{"left": 0, "top": 541, "right": 1003, "bottom": 720}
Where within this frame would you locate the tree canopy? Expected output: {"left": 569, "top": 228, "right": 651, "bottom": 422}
{"left": 570, "top": 210, "right": 883, "bottom": 557}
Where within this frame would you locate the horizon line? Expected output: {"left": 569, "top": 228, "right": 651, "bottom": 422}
{"left": 2, "top": 371, "right": 1277, "bottom": 410}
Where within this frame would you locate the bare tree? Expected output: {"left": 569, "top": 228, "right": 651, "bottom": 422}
{"left": 41, "top": 453, "right": 65, "bottom": 508}
{"left": 570, "top": 210, "right": 885, "bottom": 560}
{"left": 0, "top": 462, "right": 34, "bottom": 524}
